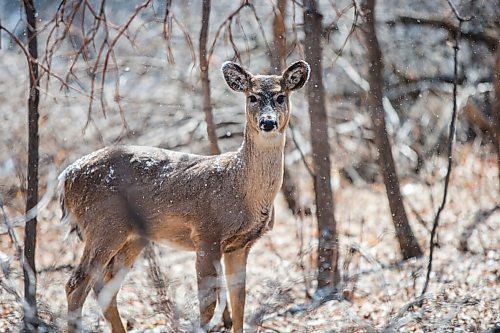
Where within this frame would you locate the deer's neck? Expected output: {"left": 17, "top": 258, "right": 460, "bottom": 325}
{"left": 237, "top": 125, "right": 285, "bottom": 205}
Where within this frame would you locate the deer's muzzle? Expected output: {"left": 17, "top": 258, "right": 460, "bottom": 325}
{"left": 259, "top": 114, "right": 278, "bottom": 132}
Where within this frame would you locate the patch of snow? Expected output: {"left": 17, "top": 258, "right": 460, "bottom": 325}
{"left": 160, "top": 164, "right": 173, "bottom": 177}
{"left": 130, "top": 156, "right": 160, "bottom": 170}
{"left": 214, "top": 157, "right": 223, "bottom": 173}
{"left": 62, "top": 150, "right": 102, "bottom": 181}
{"left": 105, "top": 165, "right": 116, "bottom": 184}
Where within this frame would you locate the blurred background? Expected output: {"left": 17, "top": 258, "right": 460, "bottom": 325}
{"left": 0, "top": 0, "right": 498, "bottom": 331}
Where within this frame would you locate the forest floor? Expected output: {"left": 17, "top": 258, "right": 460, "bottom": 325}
{"left": 0, "top": 147, "right": 498, "bottom": 332}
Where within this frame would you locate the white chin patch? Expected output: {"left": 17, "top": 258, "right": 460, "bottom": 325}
{"left": 257, "top": 130, "right": 283, "bottom": 146}
{"left": 260, "top": 128, "right": 279, "bottom": 135}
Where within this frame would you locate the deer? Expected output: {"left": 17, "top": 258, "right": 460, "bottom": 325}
{"left": 58, "top": 60, "right": 310, "bottom": 333}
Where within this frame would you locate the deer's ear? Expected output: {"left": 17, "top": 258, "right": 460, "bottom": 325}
{"left": 221, "top": 61, "right": 253, "bottom": 92}
{"left": 282, "top": 61, "right": 310, "bottom": 91}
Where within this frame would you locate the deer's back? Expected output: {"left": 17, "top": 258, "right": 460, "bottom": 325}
{"left": 60, "top": 146, "right": 259, "bottom": 249}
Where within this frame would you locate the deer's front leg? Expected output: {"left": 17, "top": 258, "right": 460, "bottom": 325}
{"left": 223, "top": 246, "right": 249, "bottom": 333}
{"left": 195, "top": 243, "right": 222, "bottom": 330}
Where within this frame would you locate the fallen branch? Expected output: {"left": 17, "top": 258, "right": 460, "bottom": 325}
{"left": 458, "top": 205, "right": 500, "bottom": 252}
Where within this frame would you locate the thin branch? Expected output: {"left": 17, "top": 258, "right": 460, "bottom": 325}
{"left": 323, "top": 2, "right": 354, "bottom": 41}
{"left": 384, "top": 295, "right": 428, "bottom": 330}
{"left": 458, "top": 205, "right": 500, "bottom": 252}
{"left": 0, "top": 168, "right": 57, "bottom": 233}
{"left": 207, "top": 1, "right": 249, "bottom": 62}
{"left": 0, "top": 24, "right": 89, "bottom": 97}
{"left": 288, "top": 121, "right": 315, "bottom": 178}
{"left": 420, "top": 1, "right": 465, "bottom": 297}
{"left": 445, "top": 0, "right": 472, "bottom": 21}
{"left": 0, "top": 197, "right": 22, "bottom": 258}
{"left": 330, "top": 4, "right": 358, "bottom": 66}
{"left": 248, "top": 2, "right": 271, "bottom": 57}
{"left": 162, "top": 0, "right": 175, "bottom": 64}
{"left": 172, "top": 16, "right": 196, "bottom": 69}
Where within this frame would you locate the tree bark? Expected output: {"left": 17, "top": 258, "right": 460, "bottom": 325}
{"left": 269, "top": 0, "right": 304, "bottom": 216}
{"left": 200, "top": 0, "right": 220, "bottom": 155}
{"left": 23, "top": 0, "right": 40, "bottom": 330}
{"left": 271, "top": 0, "right": 287, "bottom": 73}
{"left": 303, "top": 0, "right": 340, "bottom": 292}
{"left": 361, "top": 0, "right": 422, "bottom": 259}
{"left": 493, "top": 39, "right": 500, "bottom": 191}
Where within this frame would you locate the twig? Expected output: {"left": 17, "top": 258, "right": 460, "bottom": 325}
{"left": 384, "top": 295, "right": 428, "bottom": 330}
{"left": 420, "top": 0, "right": 466, "bottom": 297}
{"left": 288, "top": 121, "right": 315, "bottom": 178}
{"left": 323, "top": 2, "right": 354, "bottom": 41}
{"left": 445, "top": 0, "right": 472, "bottom": 21}
{"left": 332, "top": 4, "right": 358, "bottom": 65}
{"left": 0, "top": 198, "right": 23, "bottom": 258}
{"left": 406, "top": 200, "right": 431, "bottom": 234}
{"left": 143, "top": 245, "right": 178, "bottom": 330}
{"left": 207, "top": 1, "right": 249, "bottom": 62}
{"left": 248, "top": 2, "right": 271, "bottom": 57}
{"left": 37, "top": 264, "right": 75, "bottom": 274}
{"left": 0, "top": 24, "right": 88, "bottom": 97}
{"left": 0, "top": 168, "right": 57, "bottom": 233}
{"left": 162, "top": 0, "right": 175, "bottom": 64}
{"left": 459, "top": 205, "right": 500, "bottom": 252}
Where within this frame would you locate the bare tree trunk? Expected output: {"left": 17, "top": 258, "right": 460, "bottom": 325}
{"left": 361, "top": 0, "right": 422, "bottom": 259}
{"left": 23, "top": 0, "right": 40, "bottom": 330}
{"left": 493, "top": 40, "right": 500, "bottom": 190}
{"left": 303, "top": 0, "right": 340, "bottom": 292}
{"left": 200, "top": 0, "right": 220, "bottom": 155}
{"left": 269, "top": 0, "right": 303, "bottom": 216}
{"left": 271, "top": 0, "right": 287, "bottom": 73}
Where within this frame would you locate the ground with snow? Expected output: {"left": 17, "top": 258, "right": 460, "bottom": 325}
{"left": 0, "top": 148, "right": 498, "bottom": 332}
{"left": 0, "top": 1, "right": 498, "bottom": 331}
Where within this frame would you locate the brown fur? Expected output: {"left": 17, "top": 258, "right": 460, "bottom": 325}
{"left": 60, "top": 60, "right": 309, "bottom": 333}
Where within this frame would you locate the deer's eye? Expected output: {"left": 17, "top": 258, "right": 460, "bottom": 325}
{"left": 276, "top": 95, "right": 286, "bottom": 104}
{"left": 248, "top": 95, "right": 258, "bottom": 103}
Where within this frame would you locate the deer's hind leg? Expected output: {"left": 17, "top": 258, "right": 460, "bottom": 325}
{"left": 93, "top": 238, "right": 146, "bottom": 333}
{"left": 66, "top": 233, "right": 128, "bottom": 333}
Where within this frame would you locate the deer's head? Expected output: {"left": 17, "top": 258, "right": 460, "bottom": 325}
{"left": 222, "top": 61, "right": 310, "bottom": 140}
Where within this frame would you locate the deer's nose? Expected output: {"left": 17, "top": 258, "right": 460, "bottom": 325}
{"left": 259, "top": 116, "right": 277, "bottom": 132}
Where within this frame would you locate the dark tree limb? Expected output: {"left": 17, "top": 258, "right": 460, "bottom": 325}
{"left": 386, "top": 16, "right": 497, "bottom": 51}
{"left": 420, "top": 0, "right": 470, "bottom": 297}
{"left": 303, "top": 0, "right": 340, "bottom": 293}
{"left": 22, "top": 0, "right": 40, "bottom": 330}
{"left": 200, "top": 0, "right": 221, "bottom": 155}
{"left": 361, "top": 0, "right": 423, "bottom": 260}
